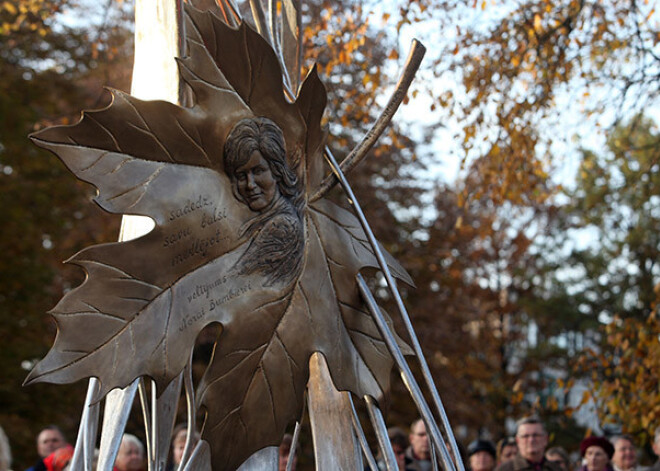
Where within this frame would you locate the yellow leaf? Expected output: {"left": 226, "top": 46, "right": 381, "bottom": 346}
{"left": 534, "top": 14, "right": 542, "bottom": 32}
{"left": 3, "top": 1, "right": 17, "bottom": 14}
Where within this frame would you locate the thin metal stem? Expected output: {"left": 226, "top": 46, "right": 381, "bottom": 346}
{"left": 364, "top": 396, "right": 397, "bottom": 471}
{"left": 285, "top": 423, "right": 301, "bottom": 471}
{"left": 178, "top": 352, "right": 196, "bottom": 471}
{"left": 150, "top": 380, "right": 158, "bottom": 466}
{"left": 248, "top": 0, "right": 268, "bottom": 37}
{"left": 285, "top": 399, "right": 305, "bottom": 471}
{"left": 69, "top": 378, "right": 101, "bottom": 471}
{"left": 138, "top": 379, "right": 154, "bottom": 471}
{"left": 431, "top": 441, "right": 439, "bottom": 471}
{"left": 348, "top": 394, "right": 379, "bottom": 471}
{"left": 325, "top": 143, "right": 464, "bottom": 471}
{"left": 356, "top": 274, "right": 455, "bottom": 471}
{"left": 310, "top": 40, "right": 426, "bottom": 202}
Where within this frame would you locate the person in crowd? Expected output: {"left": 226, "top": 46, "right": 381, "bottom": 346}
{"left": 494, "top": 416, "right": 560, "bottom": 471}
{"left": 468, "top": 439, "right": 497, "bottom": 471}
{"left": 114, "top": 435, "right": 145, "bottom": 471}
{"left": 278, "top": 434, "right": 297, "bottom": 471}
{"left": 25, "top": 426, "right": 67, "bottom": 471}
{"left": 579, "top": 436, "right": 614, "bottom": 471}
{"left": 0, "top": 426, "right": 11, "bottom": 471}
{"left": 168, "top": 424, "right": 200, "bottom": 470}
{"left": 497, "top": 438, "right": 518, "bottom": 465}
{"left": 406, "top": 419, "right": 432, "bottom": 471}
{"left": 43, "top": 445, "right": 73, "bottom": 471}
{"left": 546, "top": 446, "right": 571, "bottom": 471}
{"left": 611, "top": 436, "right": 641, "bottom": 471}
{"left": 650, "top": 427, "right": 660, "bottom": 471}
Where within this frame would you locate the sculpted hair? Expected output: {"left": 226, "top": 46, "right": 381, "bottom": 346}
{"left": 223, "top": 117, "right": 301, "bottom": 211}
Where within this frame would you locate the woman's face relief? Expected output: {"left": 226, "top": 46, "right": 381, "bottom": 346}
{"left": 235, "top": 150, "right": 280, "bottom": 211}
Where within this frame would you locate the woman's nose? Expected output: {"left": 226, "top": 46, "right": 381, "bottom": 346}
{"left": 246, "top": 172, "right": 256, "bottom": 188}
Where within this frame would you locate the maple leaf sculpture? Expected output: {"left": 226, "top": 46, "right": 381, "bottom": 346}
{"left": 26, "top": 3, "right": 413, "bottom": 469}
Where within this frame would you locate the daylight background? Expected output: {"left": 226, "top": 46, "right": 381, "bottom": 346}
{"left": 1, "top": 0, "right": 659, "bottom": 468}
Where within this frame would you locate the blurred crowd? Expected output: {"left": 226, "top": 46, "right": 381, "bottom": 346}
{"left": 1, "top": 415, "right": 659, "bottom": 471}
{"left": 390, "top": 416, "right": 660, "bottom": 471}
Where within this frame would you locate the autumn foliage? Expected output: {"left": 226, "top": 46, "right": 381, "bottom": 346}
{"left": 2, "top": 0, "right": 660, "bottom": 467}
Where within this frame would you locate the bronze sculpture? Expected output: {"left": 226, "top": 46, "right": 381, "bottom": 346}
{"left": 25, "top": 1, "right": 465, "bottom": 470}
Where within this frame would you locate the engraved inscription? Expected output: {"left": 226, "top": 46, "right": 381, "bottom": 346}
{"left": 187, "top": 276, "right": 229, "bottom": 303}
{"left": 178, "top": 307, "right": 206, "bottom": 332}
{"left": 163, "top": 227, "right": 192, "bottom": 247}
{"left": 171, "top": 230, "right": 230, "bottom": 266}
{"left": 201, "top": 205, "right": 228, "bottom": 228}
{"left": 168, "top": 195, "right": 212, "bottom": 221}
{"left": 209, "top": 282, "right": 252, "bottom": 311}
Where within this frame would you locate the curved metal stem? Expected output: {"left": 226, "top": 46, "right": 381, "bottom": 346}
{"left": 356, "top": 273, "right": 455, "bottom": 471}
{"left": 348, "top": 394, "right": 378, "bottom": 471}
{"left": 69, "top": 379, "right": 101, "bottom": 471}
{"left": 325, "top": 142, "right": 464, "bottom": 471}
{"left": 364, "top": 395, "right": 397, "bottom": 471}
{"left": 248, "top": 0, "right": 269, "bottom": 37}
{"left": 178, "top": 352, "right": 196, "bottom": 471}
{"left": 138, "top": 379, "right": 154, "bottom": 471}
{"left": 310, "top": 40, "right": 426, "bottom": 202}
{"left": 285, "top": 399, "right": 305, "bottom": 471}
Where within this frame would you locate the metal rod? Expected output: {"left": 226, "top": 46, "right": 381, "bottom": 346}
{"left": 431, "top": 441, "right": 439, "bottom": 471}
{"left": 348, "top": 394, "right": 379, "bottom": 471}
{"left": 285, "top": 419, "right": 302, "bottom": 471}
{"left": 248, "top": 0, "right": 269, "bottom": 37}
{"left": 96, "top": 381, "right": 139, "bottom": 471}
{"left": 364, "top": 396, "right": 397, "bottom": 471}
{"left": 69, "top": 378, "right": 101, "bottom": 471}
{"left": 324, "top": 141, "right": 464, "bottom": 471}
{"left": 310, "top": 40, "right": 426, "bottom": 202}
{"left": 150, "top": 380, "right": 158, "bottom": 467}
{"left": 138, "top": 379, "right": 154, "bottom": 471}
{"left": 356, "top": 274, "right": 456, "bottom": 471}
{"left": 178, "top": 353, "right": 196, "bottom": 471}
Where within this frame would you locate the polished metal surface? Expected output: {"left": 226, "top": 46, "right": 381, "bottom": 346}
{"left": 307, "top": 353, "right": 362, "bottom": 471}
{"left": 236, "top": 447, "right": 277, "bottom": 471}
{"left": 96, "top": 382, "right": 139, "bottom": 471}
{"left": 154, "top": 375, "right": 183, "bottom": 471}
{"left": 365, "top": 395, "right": 397, "bottom": 471}
{"left": 177, "top": 355, "right": 196, "bottom": 471}
{"left": 181, "top": 441, "right": 212, "bottom": 471}
{"left": 285, "top": 420, "right": 302, "bottom": 471}
{"left": 23, "top": 0, "right": 472, "bottom": 469}
{"left": 68, "top": 379, "right": 100, "bottom": 471}
{"left": 355, "top": 274, "right": 455, "bottom": 471}
{"left": 349, "top": 394, "right": 379, "bottom": 471}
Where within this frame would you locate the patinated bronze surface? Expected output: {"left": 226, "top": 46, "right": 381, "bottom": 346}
{"left": 26, "top": 3, "right": 413, "bottom": 470}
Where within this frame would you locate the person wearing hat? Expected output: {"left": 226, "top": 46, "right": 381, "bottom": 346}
{"left": 579, "top": 436, "right": 614, "bottom": 471}
{"left": 468, "top": 440, "right": 497, "bottom": 471}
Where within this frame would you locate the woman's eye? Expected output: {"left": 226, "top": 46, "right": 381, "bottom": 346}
{"left": 254, "top": 166, "right": 264, "bottom": 175}
{"left": 236, "top": 173, "right": 246, "bottom": 181}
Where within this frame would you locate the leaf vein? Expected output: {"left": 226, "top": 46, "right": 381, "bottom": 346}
{"left": 85, "top": 114, "right": 123, "bottom": 153}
